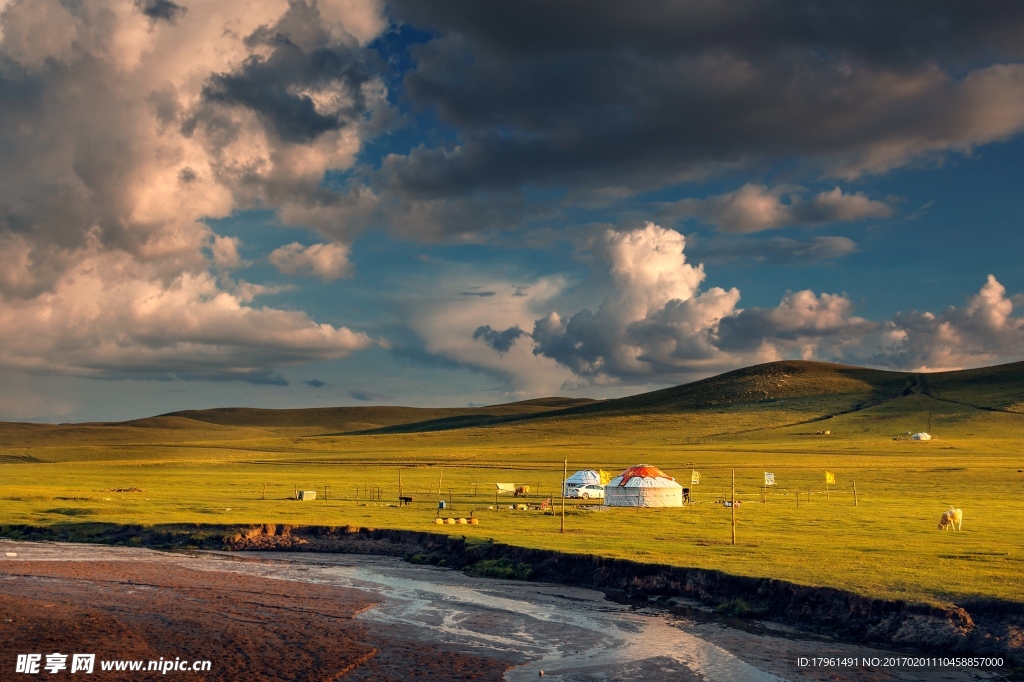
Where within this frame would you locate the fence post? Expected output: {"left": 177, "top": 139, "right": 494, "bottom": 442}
{"left": 731, "top": 469, "right": 736, "bottom": 545}
{"left": 560, "top": 459, "right": 567, "bottom": 533}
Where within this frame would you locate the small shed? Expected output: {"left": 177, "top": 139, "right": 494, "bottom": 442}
{"left": 297, "top": 490, "right": 317, "bottom": 500}
{"left": 911, "top": 432, "right": 932, "bottom": 441}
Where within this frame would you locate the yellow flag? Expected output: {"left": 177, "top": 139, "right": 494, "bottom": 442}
{"left": 825, "top": 471, "right": 835, "bottom": 485}
{"left": 690, "top": 470, "right": 700, "bottom": 485}
{"left": 598, "top": 469, "right": 613, "bottom": 485}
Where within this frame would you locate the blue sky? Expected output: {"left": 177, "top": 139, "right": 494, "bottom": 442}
{"left": 1, "top": 0, "right": 1023, "bottom": 421}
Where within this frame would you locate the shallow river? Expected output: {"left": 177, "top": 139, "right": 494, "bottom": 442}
{"left": 4, "top": 542, "right": 1005, "bottom": 682}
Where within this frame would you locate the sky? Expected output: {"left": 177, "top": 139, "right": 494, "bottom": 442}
{"left": 1, "top": 0, "right": 1023, "bottom": 422}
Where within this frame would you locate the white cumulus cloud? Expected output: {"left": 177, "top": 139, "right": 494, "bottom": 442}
{"left": 669, "top": 184, "right": 893, "bottom": 233}
{"left": 400, "top": 271, "right": 580, "bottom": 396}
{"left": 0, "top": 245, "right": 374, "bottom": 383}
{"left": 879, "top": 275, "right": 1024, "bottom": 371}
{"left": 269, "top": 242, "right": 352, "bottom": 280}
{"left": 464, "top": 223, "right": 1021, "bottom": 388}
{"left": 530, "top": 223, "right": 743, "bottom": 379}
{"left": 0, "top": 0, "right": 387, "bottom": 381}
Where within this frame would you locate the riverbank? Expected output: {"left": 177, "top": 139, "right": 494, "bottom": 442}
{"left": 4, "top": 541, "right": 1012, "bottom": 681}
{"left": 1, "top": 522, "right": 1022, "bottom": 668}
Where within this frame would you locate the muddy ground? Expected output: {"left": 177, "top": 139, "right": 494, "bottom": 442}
{"left": 0, "top": 555, "right": 508, "bottom": 681}
{"left": 0, "top": 541, "right": 1012, "bottom": 681}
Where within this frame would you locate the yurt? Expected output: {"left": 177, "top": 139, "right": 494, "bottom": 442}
{"left": 603, "top": 465, "right": 683, "bottom": 507}
{"left": 911, "top": 432, "right": 932, "bottom": 441}
{"left": 563, "top": 469, "right": 601, "bottom": 496}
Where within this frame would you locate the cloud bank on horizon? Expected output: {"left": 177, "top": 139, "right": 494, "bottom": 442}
{"left": 1, "top": 0, "right": 1023, "bottom": 416}
{"left": 467, "top": 224, "right": 1024, "bottom": 390}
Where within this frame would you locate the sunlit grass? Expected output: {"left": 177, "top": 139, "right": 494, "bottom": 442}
{"left": 2, "top": 372, "right": 1023, "bottom": 607}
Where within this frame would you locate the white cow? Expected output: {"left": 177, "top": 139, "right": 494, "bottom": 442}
{"left": 938, "top": 508, "right": 963, "bottom": 531}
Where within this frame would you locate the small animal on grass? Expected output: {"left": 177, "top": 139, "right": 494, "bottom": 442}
{"left": 938, "top": 508, "right": 963, "bottom": 531}
{"left": 399, "top": 496, "right": 413, "bottom": 506}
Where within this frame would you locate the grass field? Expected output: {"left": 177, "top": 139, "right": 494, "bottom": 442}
{"left": 2, "top": 360, "right": 1023, "bottom": 607}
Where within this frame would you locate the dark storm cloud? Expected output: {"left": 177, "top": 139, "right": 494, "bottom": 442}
{"left": 134, "top": 0, "right": 187, "bottom": 23}
{"left": 473, "top": 324, "right": 526, "bottom": 354}
{"left": 303, "top": 379, "right": 327, "bottom": 388}
{"left": 531, "top": 311, "right": 615, "bottom": 377}
{"left": 372, "top": 0, "right": 1024, "bottom": 209}
{"left": 390, "top": 1, "right": 1024, "bottom": 63}
{"left": 195, "top": 3, "right": 375, "bottom": 144}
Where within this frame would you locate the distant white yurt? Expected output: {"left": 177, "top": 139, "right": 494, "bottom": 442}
{"left": 564, "top": 469, "right": 601, "bottom": 496}
{"left": 604, "top": 465, "right": 683, "bottom": 507}
{"left": 912, "top": 432, "right": 932, "bottom": 441}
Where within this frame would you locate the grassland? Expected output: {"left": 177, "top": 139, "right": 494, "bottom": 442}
{"left": 2, "top": 360, "right": 1023, "bottom": 608}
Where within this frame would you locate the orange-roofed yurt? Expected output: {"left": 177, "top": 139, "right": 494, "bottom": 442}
{"left": 603, "top": 465, "right": 683, "bottom": 507}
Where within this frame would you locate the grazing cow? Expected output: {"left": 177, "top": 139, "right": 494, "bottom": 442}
{"left": 938, "top": 508, "right": 963, "bottom": 531}
{"left": 399, "top": 496, "right": 413, "bottom": 506}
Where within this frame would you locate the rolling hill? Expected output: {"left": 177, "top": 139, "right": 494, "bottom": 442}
{"left": 2, "top": 360, "right": 1022, "bottom": 442}
{"left": 353, "top": 360, "right": 1024, "bottom": 435}
{"left": 0, "top": 397, "right": 597, "bottom": 451}
{"left": 153, "top": 397, "right": 598, "bottom": 432}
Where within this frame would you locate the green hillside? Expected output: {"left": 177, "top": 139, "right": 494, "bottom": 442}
{"left": 359, "top": 360, "right": 1024, "bottom": 437}
{"left": 920, "top": 362, "right": 1024, "bottom": 412}
{"left": 0, "top": 397, "right": 596, "bottom": 454}
{"left": 155, "top": 397, "right": 597, "bottom": 433}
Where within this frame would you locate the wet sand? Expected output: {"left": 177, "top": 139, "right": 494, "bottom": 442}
{"left": 0, "top": 541, "right": 1007, "bottom": 681}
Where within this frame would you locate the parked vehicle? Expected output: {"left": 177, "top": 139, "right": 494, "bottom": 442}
{"left": 568, "top": 484, "right": 605, "bottom": 500}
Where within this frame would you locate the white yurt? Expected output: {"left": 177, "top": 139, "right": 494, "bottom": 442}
{"left": 911, "top": 432, "right": 932, "bottom": 441}
{"left": 563, "top": 469, "right": 601, "bottom": 496}
{"left": 603, "top": 465, "right": 683, "bottom": 507}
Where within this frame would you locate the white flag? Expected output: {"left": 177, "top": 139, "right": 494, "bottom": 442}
{"left": 690, "top": 470, "right": 700, "bottom": 485}
{"left": 764, "top": 472, "right": 775, "bottom": 486}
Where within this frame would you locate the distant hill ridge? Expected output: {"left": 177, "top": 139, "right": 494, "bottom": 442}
{"left": 151, "top": 397, "right": 598, "bottom": 431}
{"left": 146, "top": 360, "right": 1024, "bottom": 434}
